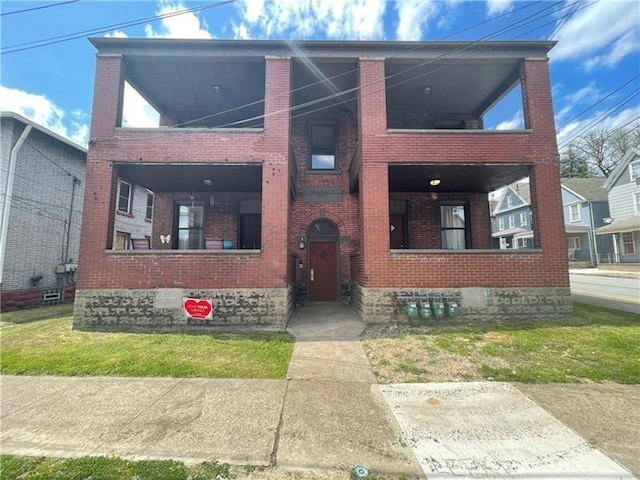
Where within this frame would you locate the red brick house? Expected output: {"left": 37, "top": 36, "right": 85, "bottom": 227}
{"left": 74, "top": 39, "right": 570, "bottom": 331}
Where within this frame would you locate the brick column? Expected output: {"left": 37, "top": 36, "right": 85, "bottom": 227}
{"left": 260, "top": 56, "right": 291, "bottom": 287}
{"left": 357, "top": 58, "right": 389, "bottom": 286}
{"left": 89, "top": 54, "right": 125, "bottom": 140}
{"left": 521, "top": 59, "right": 568, "bottom": 286}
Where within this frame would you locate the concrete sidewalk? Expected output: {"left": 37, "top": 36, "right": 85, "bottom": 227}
{"left": 1, "top": 304, "right": 638, "bottom": 479}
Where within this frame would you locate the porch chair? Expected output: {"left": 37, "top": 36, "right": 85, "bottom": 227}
{"left": 205, "top": 237, "right": 224, "bottom": 250}
{"left": 131, "top": 238, "right": 151, "bottom": 249}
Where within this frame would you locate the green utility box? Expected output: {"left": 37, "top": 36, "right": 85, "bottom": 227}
{"left": 405, "top": 300, "right": 419, "bottom": 318}
{"left": 431, "top": 299, "right": 445, "bottom": 318}
{"left": 445, "top": 299, "right": 461, "bottom": 317}
{"left": 418, "top": 301, "right": 431, "bottom": 319}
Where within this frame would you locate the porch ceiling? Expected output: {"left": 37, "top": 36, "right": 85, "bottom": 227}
{"left": 116, "top": 163, "right": 262, "bottom": 193}
{"left": 124, "top": 56, "right": 265, "bottom": 127}
{"left": 389, "top": 163, "right": 531, "bottom": 193}
{"left": 385, "top": 59, "right": 521, "bottom": 116}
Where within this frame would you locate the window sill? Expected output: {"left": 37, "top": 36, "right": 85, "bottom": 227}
{"left": 390, "top": 248, "right": 543, "bottom": 254}
{"left": 116, "top": 211, "right": 134, "bottom": 218}
{"left": 304, "top": 169, "right": 343, "bottom": 175}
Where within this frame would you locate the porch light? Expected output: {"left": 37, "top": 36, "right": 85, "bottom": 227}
{"left": 299, "top": 235, "right": 306, "bottom": 249}
{"left": 211, "top": 84, "right": 222, "bottom": 94}
{"left": 429, "top": 178, "right": 441, "bottom": 186}
{"left": 203, "top": 179, "right": 213, "bottom": 186}
{"left": 422, "top": 86, "right": 432, "bottom": 95}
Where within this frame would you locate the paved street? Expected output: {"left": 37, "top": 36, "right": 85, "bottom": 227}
{"left": 570, "top": 270, "right": 640, "bottom": 314}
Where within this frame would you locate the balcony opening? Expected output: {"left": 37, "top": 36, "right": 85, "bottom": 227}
{"left": 121, "top": 56, "right": 265, "bottom": 129}
{"left": 483, "top": 82, "right": 525, "bottom": 131}
{"left": 388, "top": 163, "right": 532, "bottom": 250}
{"left": 385, "top": 58, "right": 522, "bottom": 131}
{"left": 110, "top": 163, "right": 262, "bottom": 251}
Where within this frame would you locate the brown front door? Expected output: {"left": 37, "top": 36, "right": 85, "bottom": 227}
{"left": 390, "top": 214, "right": 404, "bottom": 248}
{"left": 309, "top": 241, "right": 337, "bottom": 301}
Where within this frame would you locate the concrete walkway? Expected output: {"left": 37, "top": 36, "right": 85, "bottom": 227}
{"left": 1, "top": 304, "right": 638, "bottom": 479}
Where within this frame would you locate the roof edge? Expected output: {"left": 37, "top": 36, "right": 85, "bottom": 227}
{"left": 1, "top": 111, "right": 87, "bottom": 154}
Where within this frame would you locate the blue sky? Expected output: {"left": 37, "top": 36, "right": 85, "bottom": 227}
{"left": 1, "top": 0, "right": 638, "bottom": 149}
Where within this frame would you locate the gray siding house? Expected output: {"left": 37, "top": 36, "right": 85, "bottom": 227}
{"left": 596, "top": 147, "right": 640, "bottom": 264}
{"left": 561, "top": 177, "right": 614, "bottom": 266}
{"left": 491, "top": 182, "right": 533, "bottom": 249}
{"left": 1, "top": 112, "right": 86, "bottom": 309}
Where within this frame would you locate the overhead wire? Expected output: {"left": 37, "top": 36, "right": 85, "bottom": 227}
{"left": 0, "top": 0, "right": 80, "bottom": 17}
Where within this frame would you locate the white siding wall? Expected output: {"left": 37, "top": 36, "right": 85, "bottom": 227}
{"left": 608, "top": 182, "right": 640, "bottom": 219}
{"left": 113, "top": 181, "right": 153, "bottom": 248}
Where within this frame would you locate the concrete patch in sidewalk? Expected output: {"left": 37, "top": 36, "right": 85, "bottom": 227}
{"left": 380, "top": 382, "right": 635, "bottom": 479}
{"left": 276, "top": 380, "right": 423, "bottom": 477}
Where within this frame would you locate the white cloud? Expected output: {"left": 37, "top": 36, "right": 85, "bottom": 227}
{"left": 145, "top": 0, "right": 213, "bottom": 39}
{"left": 395, "top": 0, "right": 438, "bottom": 41}
{"left": 556, "top": 104, "right": 640, "bottom": 148}
{"left": 495, "top": 110, "right": 523, "bottom": 130}
{"left": 122, "top": 83, "right": 160, "bottom": 128}
{"left": 233, "top": 22, "right": 251, "bottom": 40}
{"left": 0, "top": 86, "right": 89, "bottom": 146}
{"left": 555, "top": 83, "right": 601, "bottom": 123}
{"left": 549, "top": 1, "right": 639, "bottom": 70}
{"left": 104, "top": 30, "right": 128, "bottom": 38}
{"left": 236, "top": 0, "right": 386, "bottom": 40}
{"left": 486, "top": 0, "right": 513, "bottom": 17}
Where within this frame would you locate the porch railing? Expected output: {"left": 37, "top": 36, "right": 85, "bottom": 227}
{"left": 598, "top": 252, "right": 640, "bottom": 264}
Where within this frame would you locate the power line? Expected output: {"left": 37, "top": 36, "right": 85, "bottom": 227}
{"left": 0, "top": 0, "right": 238, "bottom": 55}
{"left": 0, "top": 0, "right": 80, "bottom": 17}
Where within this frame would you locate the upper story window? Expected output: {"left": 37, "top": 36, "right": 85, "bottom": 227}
{"left": 630, "top": 161, "right": 640, "bottom": 181}
{"left": 310, "top": 123, "right": 337, "bottom": 170}
{"left": 507, "top": 196, "right": 513, "bottom": 208}
{"left": 498, "top": 218, "right": 505, "bottom": 231}
{"left": 508, "top": 215, "right": 515, "bottom": 229}
{"left": 569, "top": 203, "right": 580, "bottom": 222}
{"left": 117, "top": 180, "right": 132, "bottom": 214}
{"left": 520, "top": 212, "right": 527, "bottom": 226}
{"left": 634, "top": 192, "right": 640, "bottom": 215}
{"left": 146, "top": 191, "right": 154, "bottom": 220}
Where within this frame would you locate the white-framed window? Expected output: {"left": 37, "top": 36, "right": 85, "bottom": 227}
{"left": 634, "top": 192, "right": 640, "bottom": 214}
{"left": 520, "top": 212, "right": 527, "bottom": 226}
{"left": 517, "top": 238, "right": 529, "bottom": 248}
{"left": 115, "top": 231, "right": 131, "bottom": 250}
{"left": 499, "top": 218, "right": 505, "bottom": 231}
{"left": 117, "top": 180, "right": 132, "bottom": 214}
{"left": 508, "top": 215, "right": 515, "bottom": 228}
{"left": 569, "top": 203, "right": 580, "bottom": 222}
{"left": 629, "top": 161, "right": 640, "bottom": 181}
{"left": 507, "top": 196, "right": 513, "bottom": 208}
{"left": 499, "top": 237, "right": 509, "bottom": 249}
{"left": 622, "top": 232, "right": 635, "bottom": 254}
{"left": 145, "top": 191, "right": 154, "bottom": 220}
{"left": 567, "top": 237, "right": 581, "bottom": 250}
{"left": 440, "top": 204, "right": 468, "bottom": 250}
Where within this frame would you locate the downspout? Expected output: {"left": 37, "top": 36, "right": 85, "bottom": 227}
{"left": 64, "top": 177, "right": 81, "bottom": 263}
{"left": 0, "top": 124, "right": 32, "bottom": 286}
{"left": 588, "top": 201, "right": 598, "bottom": 266}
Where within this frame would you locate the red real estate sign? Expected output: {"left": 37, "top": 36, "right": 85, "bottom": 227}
{"left": 183, "top": 298, "right": 214, "bottom": 320}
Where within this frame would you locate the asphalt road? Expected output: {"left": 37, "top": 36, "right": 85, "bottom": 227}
{"left": 570, "top": 272, "right": 640, "bottom": 314}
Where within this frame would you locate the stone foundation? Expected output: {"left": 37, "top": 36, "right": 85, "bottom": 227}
{"left": 73, "top": 287, "right": 292, "bottom": 332}
{"left": 353, "top": 285, "right": 572, "bottom": 324}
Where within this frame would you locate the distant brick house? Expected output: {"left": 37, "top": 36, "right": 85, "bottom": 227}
{"left": 1, "top": 112, "right": 86, "bottom": 310}
{"left": 74, "top": 39, "right": 571, "bottom": 331}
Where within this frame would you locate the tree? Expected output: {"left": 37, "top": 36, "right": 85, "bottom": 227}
{"left": 563, "top": 126, "right": 640, "bottom": 177}
{"left": 560, "top": 145, "right": 591, "bottom": 178}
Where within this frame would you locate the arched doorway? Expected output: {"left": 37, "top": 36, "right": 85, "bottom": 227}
{"left": 307, "top": 219, "right": 339, "bottom": 301}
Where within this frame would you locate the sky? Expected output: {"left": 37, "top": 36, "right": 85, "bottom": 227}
{"left": 1, "top": 0, "right": 638, "bottom": 150}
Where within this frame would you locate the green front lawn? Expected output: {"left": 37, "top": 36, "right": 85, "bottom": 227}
{"left": 363, "top": 303, "right": 640, "bottom": 384}
{"left": 0, "top": 313, "right": 294, "bottom": 379}
{"left": 0, "top": 456, "right": 232, "bottom": 480}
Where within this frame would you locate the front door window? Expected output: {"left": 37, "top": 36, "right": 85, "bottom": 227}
{"left": 176, "top": 202, "right": 204, "bottom": 249}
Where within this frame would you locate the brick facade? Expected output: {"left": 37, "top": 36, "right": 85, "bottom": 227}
{"left": 74, "top": 40, "right": 570, "bottom": 330}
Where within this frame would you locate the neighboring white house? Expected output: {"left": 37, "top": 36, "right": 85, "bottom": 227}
{"left": 596, "top": 147, "right": 640, "bottom": 265}
{"left": 1, "top": 112, "right": 86, "bottom": 309}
